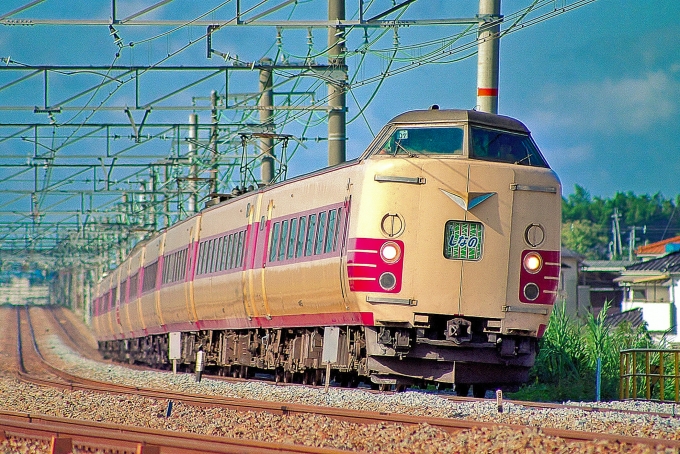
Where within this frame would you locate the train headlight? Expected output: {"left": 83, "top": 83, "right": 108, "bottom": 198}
{"left": 379, "top": 272, "right": 397, "bottom": 291}
{"left": 523, "top": 252, "right": 543, "bottom": 274}
{"left": 380, "top": 241, "right": 401, "bottom": 264}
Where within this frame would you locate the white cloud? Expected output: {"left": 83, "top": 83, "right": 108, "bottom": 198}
{"left": 532, "top": 70, "right": 680, "bottom": 135}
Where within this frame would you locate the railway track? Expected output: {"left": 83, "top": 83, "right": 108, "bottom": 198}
{"left": 41, "top": 304, "right": 680, "bottom": 424}
{"left": 4, "top": 304, "right": 680, "bottom": 453}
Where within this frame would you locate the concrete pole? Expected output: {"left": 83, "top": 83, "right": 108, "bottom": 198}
{"left": 259, "top": 58, "right": 275, "bottom": 185}
{"left": 327, "top": 0, "right": 346, "bottom": 166}
{"left": 188, "top": 113, "right": 198, "bottom": 214}
{"left": 209, "top": 90, "right": 219, "bottom": 199}
{"left": 476, "top": 0, "right": 501, "bottom": 114}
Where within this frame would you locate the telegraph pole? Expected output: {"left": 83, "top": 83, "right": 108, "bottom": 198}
{"left": 327, "top": 0, "right": 346, "bottom": 166}
{"left": 259, "top": 58, "right": 275, "bottom": 185}
{"left": 476, "top": 0, "right": 501, "bottom": 114}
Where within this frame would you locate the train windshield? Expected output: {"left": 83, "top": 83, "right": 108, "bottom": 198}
{"left": 469, "top": 127, "right": 549, "bottom": 167}
{"left": 375, "top": 127, "right": 464, "bottom": 156}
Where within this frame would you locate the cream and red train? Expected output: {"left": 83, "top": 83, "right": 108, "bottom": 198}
{"left": 92, "top": 108, "right": 561, "bottom": 394}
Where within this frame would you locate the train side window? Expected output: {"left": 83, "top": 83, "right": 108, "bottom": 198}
{"left": 334, "top": 207, "right": 343, "bottom": 251}
{"left": 231, "top": 233, "right": 240, "bottom": 269}
{"left": 287, "top": 218, "right": 298, "bottom": 259}
{"left": 178, "top": 249, "right": 185, "bottom": 281}
{"left": 222, "top": 235, "right": 231, "bottom": 270}
{"left": 205, "top": 239, "right": 214, "bottom": 274}
{"left": 315, "top": 211, "right": 327, "bottom": 255}
{"left": 217, "top": 237, "right": 225, "bottom": 272}
{"left": 296, "top": 216, "right": 307, "bottom": 258}
{"left": 305, "top": 214, "right": 317, "bottom": 256}
{"left": 213, "top": 239, "right": 221, "bottom": 272}
{"left": 228, "top": 234, "right": 236, "bottom": 269}
{"left": 325, "top": 210, "right": 337, "bottom": 253}
{"left": 197, "top": 242, "right": 205, "bottom": 275}
{"left": 236, "top": 230, "right": 245, "bottom": 267}
{"left": 129, "top": 273, "right": 137, "bottom": 298}
{"left": 269, "top": 222, "right": 280, "bottom": 262}
{"left": 278, "top": 220, "right": 289, "bottom": 261}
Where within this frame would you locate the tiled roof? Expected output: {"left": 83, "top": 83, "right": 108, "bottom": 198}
{"left": 636, "top": 235, "right": 680, "bottom": 256}
{"left": 605, "top": 308, "right": 644, "bottom": 328}
{"left": 626, "top": 250, "right": 680, "bottom": 272}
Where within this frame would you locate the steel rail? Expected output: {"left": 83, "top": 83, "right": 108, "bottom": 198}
{"left": 0, "top": 410, "right": 347, "bottom": 454}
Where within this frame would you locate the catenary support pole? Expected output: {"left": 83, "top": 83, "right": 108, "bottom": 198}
{"left": 476, "top": 0, "right": 501, "bottom": 114}
{"left": 327, "top": 0, "right": 346, "bottom": 166}
{"left": 259, "top": 58, "right": 275, "bottom": 185}
{"left": 188, "top": 113, "right": 198, "bottom": 214}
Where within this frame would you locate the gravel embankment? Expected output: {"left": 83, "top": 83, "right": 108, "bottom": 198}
{"left": 0, "top": 332, "right": 677, "bottom": 453}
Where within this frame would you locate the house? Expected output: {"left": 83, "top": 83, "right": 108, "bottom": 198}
{"left": 635, "top": 234, "right": 680, "bottom": 261}
{"left": 615, "top": 250, "right": 680, "bottom": 342}
{"left": 560, "top": 248, "right": 586, "bottom": 316}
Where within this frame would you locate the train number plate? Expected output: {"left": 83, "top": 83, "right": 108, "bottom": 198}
{"left": 444, "top": 221, "right": 483, "bottom": 260}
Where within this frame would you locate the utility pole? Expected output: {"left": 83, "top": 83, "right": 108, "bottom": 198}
{"left": 188, "top": 113, "right": 198, "bottom": 214}
{"left": 209, "top": 90, "right": 219, "bottom": 201}
{"left": 327, "top": 0, "right": 346, "bottom": 166}
{"left": 611, "top": 208, "right": 622, "bottom": 260}
{"left": 259, "top": 58, "right": 275, "bottom": 185}
{"left": 476, "top": 0, "right": 501, "bottom": 114}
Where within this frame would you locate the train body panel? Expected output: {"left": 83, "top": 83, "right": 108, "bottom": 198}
{"left": 158, "top": 216, "right": 198, "bottom": 329}
{"left": 125, "top": 247, "right": 145, "bottom": 336}
{"left": 139, "top": 234, "right": 165, "bottom": 333}
{"left": 93, "top": 109, "right": 561, "bottom": 389}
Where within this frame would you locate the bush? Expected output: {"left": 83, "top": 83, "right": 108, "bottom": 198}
{"left": 509, "top": 300, "right": 656, "bottom": 402}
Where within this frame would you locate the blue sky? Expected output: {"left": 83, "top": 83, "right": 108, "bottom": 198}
{"left": 1, "top": 0, "right": 679, "bottom": 199}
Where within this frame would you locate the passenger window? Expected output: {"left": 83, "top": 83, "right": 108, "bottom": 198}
{"left": 325, "top": 210, "right": 337, "bottom": 253}
{"left": 315, "top": 212, "right": 327, "bottom": 255}
{"left": 278, "top": 220, "right": 289, "bottom": 261}
{"left": 208, "top": 239, "right": 216, "bottom": 273}
{"left": 236, "top": 231, "right": 245, "bottom": 267}
{"left": 305, "top": 214, "right": 317, "bottom": 256}
{"left": 227, "top": 233, "right": 238, "bottom": 270}
{"left": 224, "top": 235, "right": 232, "bottom": 270}
{"left": 197, "top": 243, "right": 206, "bottom": 275}
{"left": 296, "top": 216, "right": 307, "bottom": 258}
{"left": 287, "top": 218, "right": 298, "bottom": 259}
{"left": 269, "top": 223, "right": 280, "bottom": 262}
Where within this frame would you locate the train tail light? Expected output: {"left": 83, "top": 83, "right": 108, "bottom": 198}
{"left": 379, "top": 272, "right": 397, "bottom": 291}
{"left": 380, "top": 241, "right": 401, "bottom": 264}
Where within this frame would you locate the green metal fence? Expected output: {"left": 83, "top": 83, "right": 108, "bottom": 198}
{"left": 620, "top": 349, "right": 680, "bottom": 402}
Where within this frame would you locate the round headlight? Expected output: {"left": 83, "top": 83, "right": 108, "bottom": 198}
{"left": 380, "top": 241, "right": 401, "bottom": 263}
{"left": 523, "top": 252, "right": 543, "bottom": 274}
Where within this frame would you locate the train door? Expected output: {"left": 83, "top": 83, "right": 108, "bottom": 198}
{"left": 339, "top": 195, "right": 352, "bottom": 309}
{"left": 185, "top": 216, "right": 201, "bottom": 324}
{"left": 242, "top": 194, "right": 265, "bottom": 319}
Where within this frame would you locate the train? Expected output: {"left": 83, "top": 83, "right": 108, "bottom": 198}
{"left": 92, "top": 107, "right": 561, "bottom": 396}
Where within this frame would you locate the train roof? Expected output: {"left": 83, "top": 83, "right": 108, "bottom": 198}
{"left": 387, "top": 109, "right": 531, "bottom": 134}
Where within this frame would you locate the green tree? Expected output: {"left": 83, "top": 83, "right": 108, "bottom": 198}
{"left": 561, "top": 220, "right": 608, "bottom": 259}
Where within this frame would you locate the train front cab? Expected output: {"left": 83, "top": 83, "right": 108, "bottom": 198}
{"left": 351, "top": 109, "right": 561, "bottom": 388}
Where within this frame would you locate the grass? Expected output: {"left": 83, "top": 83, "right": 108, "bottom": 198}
{"left": 509, "top": 300, "right": 657, "bottom": 402}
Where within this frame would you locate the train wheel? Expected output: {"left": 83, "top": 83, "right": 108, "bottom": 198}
{"left": 455, "top": 384, "right": 470, "bottom": 397}
{"left": 378, "top": 384, "right": 391, "bottom": 392}
{"left": 283, "top": 371, "right": 293, "bottom": 383}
